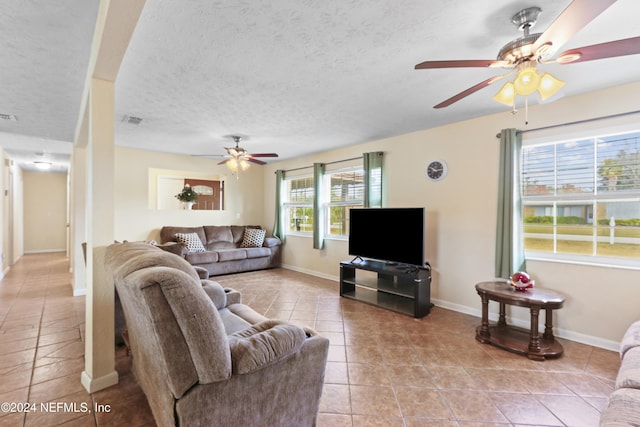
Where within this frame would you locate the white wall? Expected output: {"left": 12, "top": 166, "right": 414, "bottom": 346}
{"left": 23, "top": 171, "right": 68, "bottom": 253}
{"left": 261, "top": 81, "right": 640, "bottom": 350}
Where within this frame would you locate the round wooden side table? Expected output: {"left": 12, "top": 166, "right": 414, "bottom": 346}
{"left": 475, "top": 280, "right": 565, "bottom": 360}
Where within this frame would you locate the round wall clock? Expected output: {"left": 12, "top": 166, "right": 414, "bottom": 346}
{"left": 426, "top": 160, "right": 447, "bottom": 182}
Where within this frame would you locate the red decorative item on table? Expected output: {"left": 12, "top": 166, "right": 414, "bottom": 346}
{"left": 510, "top": 271, "right": 535, "bottom": 291}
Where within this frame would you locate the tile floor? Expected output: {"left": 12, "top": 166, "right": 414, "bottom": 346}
{"left": 0, "top": 253, "right": 620, "bottom": 426}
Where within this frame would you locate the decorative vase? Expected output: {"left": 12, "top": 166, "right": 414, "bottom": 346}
{"left": 185, "top": 202, "right": 194, "bottom": 210}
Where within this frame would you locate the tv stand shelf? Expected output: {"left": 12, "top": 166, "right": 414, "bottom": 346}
{"left": 340, "top": 260, "right": 432, "bottom": 318}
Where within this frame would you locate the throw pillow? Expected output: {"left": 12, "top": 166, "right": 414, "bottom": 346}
{"left": 174, "top": 232, "right": 206, "bottom": 253}
{"left": 240, "top": 228, "right": 266, "bottom": 248}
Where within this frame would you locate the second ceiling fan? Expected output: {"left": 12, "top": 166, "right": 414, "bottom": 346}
{"left": 218, "top": 136, "right": 279, "bottom": 172}
{"left": 415, "top": 0, "right": 640, "bottom": 109}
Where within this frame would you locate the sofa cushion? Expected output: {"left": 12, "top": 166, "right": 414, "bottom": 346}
{"left": 218, "top": 307, "right": 253, "bottom": 335}
{"left": 240, "top": 228, "right": 266, "bottom": 248}
{"left": 160, "top": 226, "right": 206, "bottom": 246}
{"left": 599, "top": 387, "right": 640, "bottom": 426}
{"left": 217, "top": 248, "right": 248, "bottom": 262}
{"left": 203, "top": 226, "right": 234, "bottom": 247}
{"left": 228, "top": 320, "right": 307, "bottom": 374}
{"left": 244, "top": 247, "right": 271, "bottom": 259}
{"left": 185, "top": 251, "right": 219, "bottom": 264}
{"left": 617, "top": 346, "right": 640, "bottom": 390}
{"left": 175, "top": 233, "right": 206, "bottom": 253}
{"left": 621, "top": 320, "right": 640, "bottom": 358}
{"left": 231, "top": 225, "right": 255, "bottom": 244}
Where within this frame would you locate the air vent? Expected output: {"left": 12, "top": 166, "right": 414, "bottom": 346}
{"left": 0, "top": 114, "right": 17, "bottom": 121}
{"left": 122, "top": 115, "right": 142, "bottom": 125}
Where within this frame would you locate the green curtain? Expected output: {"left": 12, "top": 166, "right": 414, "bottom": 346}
{"left": 313, "top": 163, "right": 325, "bottom": 249}
{"left": 363, "top": 151, "right": 384, "bottom": 207}
{"left": 273, "top": 169, "right": 285, "bottom": 242}
{"left": 495, "top": 129, "right": 525, "bottom": 278}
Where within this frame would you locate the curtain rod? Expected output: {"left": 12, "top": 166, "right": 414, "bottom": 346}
{"left": 277, "top": 156, "right": 362, "bottom": 174}
{"left": 495, "top": 109, "right": 640, "bottom": 139}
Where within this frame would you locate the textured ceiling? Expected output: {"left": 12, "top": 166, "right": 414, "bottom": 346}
{"left": 1, "top": 0, "right": 639, "bottom": 172}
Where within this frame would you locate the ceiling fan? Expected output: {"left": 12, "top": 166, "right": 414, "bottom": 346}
{"left": 415, "top": 0, "right": 640, "bottom": 109}
{"left": 212, "top": 135, "right": 279, "bottom": 172}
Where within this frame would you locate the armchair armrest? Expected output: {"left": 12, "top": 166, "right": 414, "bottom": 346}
{"left": 225, "top": 288, "right": 242, "bottom": 305}
{"left": 228, "top": 320, "right": 306, "bottom": 374}
{"left": 201, "top": 280, "right": 228, "bottom": 309}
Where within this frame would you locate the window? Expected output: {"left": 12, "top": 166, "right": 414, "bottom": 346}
{"left": 283, "top": 176, "right": 314, "bottom": 234}
{"left": 326, "top": 168, "right": 364, "bottom": 237}
{"left": 521, "top": 130, "right": 640, "bottom": 265}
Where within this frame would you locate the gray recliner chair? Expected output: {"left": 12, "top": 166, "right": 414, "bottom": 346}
{"left": 104, "top": 242, "right": 329, "bottom": 427}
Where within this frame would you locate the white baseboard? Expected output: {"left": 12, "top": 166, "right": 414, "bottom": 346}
{"left": 279, "top": 263, "right": 339, "bottom": 282}
{"left": 275, "top": 268, "right": 622, "bottom": 352}
{"left": 431, "top": 297, "right": 620, "bottom": 352}
{"left": 24, "top": 249, "right": 66, "bottom": 254}
{"left": 80, "top": 370, "right": 118, "bottom": 393}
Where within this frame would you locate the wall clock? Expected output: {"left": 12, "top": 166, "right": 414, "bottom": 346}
{"left": 426, "top": 160, "right": 447, "bottom": 182}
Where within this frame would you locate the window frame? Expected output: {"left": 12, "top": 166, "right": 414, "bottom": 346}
{"left": 324, "top": 166, "right": 365, "bottom": 240}
{"left": 521, "top": 126, "right": 640, "bottom": 270}
{"left": 282, "top": 174, "right": 314, "bottom": 237}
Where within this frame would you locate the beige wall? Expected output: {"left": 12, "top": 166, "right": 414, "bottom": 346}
{"left": 23, "top": 171, "right": 68, "bottom": 253}
{"left": 114, "top": 146, "right": 266, "bottom": 242}
{"left": 108, "top": 82, "right": 640, "bottom": 349}
{"left": 260, "top": 81, "right": 640, "bottom": 350}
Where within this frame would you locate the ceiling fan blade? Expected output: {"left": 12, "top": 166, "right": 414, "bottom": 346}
{"left": 247, "top": 158, "right": 266, "bottom": 165}
{"left": 533, "top": 0, "right": 616, "bottom": 58}
{"left": 249, "top": 153, "right": 279, "bottom": 158}
{"left": 217, "top": 159, "right": 228, "bottom": 165}
{"left": 556, "top": 36, "right": 640, "bottom": 64}
{"left": 415, "top": 59, "right": 502, "bottom": 69}
{"left": 434, "top": 75, "right": 508, "bottom": 109}
{"left": 191, "top": 154, "right": 226, "bottom": 158}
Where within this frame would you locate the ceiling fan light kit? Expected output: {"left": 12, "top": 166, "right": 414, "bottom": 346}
{"left": 493, "top": 64, "right": 565, "bottom": 106}
{"left": 414, "top": 1, "right": 640, "bottom": 117}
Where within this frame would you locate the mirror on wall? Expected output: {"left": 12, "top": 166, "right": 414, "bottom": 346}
{"left": 149, "top": 168, "right": 226, "bottom": 210}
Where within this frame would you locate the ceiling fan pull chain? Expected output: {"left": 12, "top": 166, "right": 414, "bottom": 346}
{"left": 525, "top": 96, "right": 529, "bottom": 126}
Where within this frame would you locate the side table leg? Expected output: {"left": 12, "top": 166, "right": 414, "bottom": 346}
{"left": 543, "top": 309, "right": 555, "bottom": 341}
{"left": 528, "top": 307, "right": 542, "bottom": 358}
{"left": 477, "top": 294, "right": 490, "bottom": 343}
{"left": 498, "top": 302, "right": 506, "bottom": 326}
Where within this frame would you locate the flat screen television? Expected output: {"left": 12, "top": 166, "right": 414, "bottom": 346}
{"left": 348, "top": 207, "right": 425, "bottom": 266}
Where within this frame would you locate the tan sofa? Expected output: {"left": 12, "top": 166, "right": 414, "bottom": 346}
{"left": 159, "top": 225, "right": 281, "bottom": 277}
{"left": 600, "top": 320, "right": 640, "bottom": 426}
{"left": 105, "top": 242, "right": 328, "bottom": 427}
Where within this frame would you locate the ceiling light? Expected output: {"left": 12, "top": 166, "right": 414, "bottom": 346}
{"left": 493, "top": 82, "right": 516, "bottom": 106}
{"left": 538, "top": 73, "right": 566, "bottom": 100}
{"left": 225, "top": 157, "right": 251, "bottom": 173}
{"left": 34, "top": 161, "right": 52, "bottom": 170}
{"left": 226, "top": 158, "right": 239, "bottom": 172}
{"left": 492, "top": 65, "right": 564, "bottom": 107}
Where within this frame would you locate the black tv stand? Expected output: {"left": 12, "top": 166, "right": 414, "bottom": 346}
{"left": 340, "top": 259, "right": 432, "bottom": 318}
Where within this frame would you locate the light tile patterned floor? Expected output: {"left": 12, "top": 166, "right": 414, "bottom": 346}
{"left": 0, "top": 253, "right": 620, "bottom": 426}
